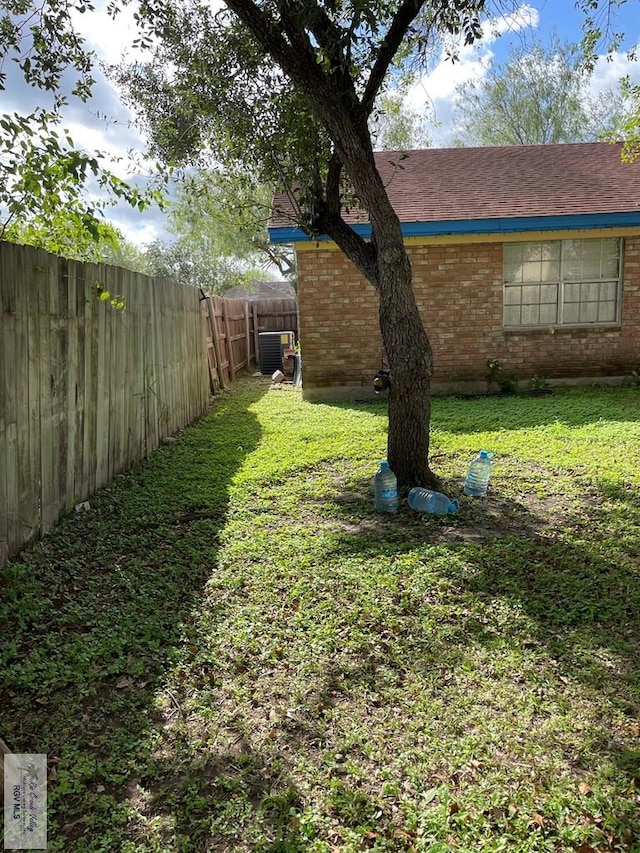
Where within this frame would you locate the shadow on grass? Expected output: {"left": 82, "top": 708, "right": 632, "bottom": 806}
{"left": 223, "top": 470, "right": 637, "bottom": 849}
{"left": 2, "top": 380, "right": 639, "bottom": 851}
{"left": 320, "top": 473, "right": 640, "bottom": 792}
{"left": 0, "top": 382, "right": 304, "bottom": 851}
{"left": 128, "top": 740, "right": 304, "bottom": 851}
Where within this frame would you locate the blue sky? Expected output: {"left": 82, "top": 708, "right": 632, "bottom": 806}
{"left": 4, "top": 1, "right": 640, "bottom": 245}
{"left": 407, "top": 2, "right": 640, "bottom": 145}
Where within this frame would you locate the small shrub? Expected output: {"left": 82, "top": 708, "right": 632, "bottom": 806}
{"left": 529, "top": 375, "right": 551, "bottom": 391}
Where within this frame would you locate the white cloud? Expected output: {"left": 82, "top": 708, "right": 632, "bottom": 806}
{"left": 485, "top": 4, "right": 540, "bottom": 40}
{"left": 67, "top": 3, "right": 151, "bottom": 162}
{"left": 63, "top": 3, "right": 169, "bottom": 242}
{"left": 405, "top": 3, "right": 541, "bottom": 144}
{"left": 408, "top": 52, "right": 492, "bottom": 107}
{"left": 588, "top": 49, "right": 640, "bottom": 95}
{"left": 63, "top": 116, "right": 152, "bottom": 177}
{"left": 70, "top": 2, "right": 143, "bottom": 66}
{"left": 111, "top": 216, "right": 165, "bottom": 247}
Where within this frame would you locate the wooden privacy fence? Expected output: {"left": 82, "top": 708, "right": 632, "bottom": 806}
{"left": 0, "top": 242, "right": 210, "bottom": 566}
{"left": 203, "top": 295, "right": 298, "bottom": 391}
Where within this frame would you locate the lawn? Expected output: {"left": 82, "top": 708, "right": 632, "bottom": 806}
{"left": 1, "top": 377, "right": 639, "bottom": 853}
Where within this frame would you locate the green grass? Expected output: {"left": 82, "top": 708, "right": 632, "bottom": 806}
{"left": 1, "top": 378, "right": 639, "bottom": 852}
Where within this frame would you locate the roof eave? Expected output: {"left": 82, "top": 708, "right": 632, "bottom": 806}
{"left": 268, "top": 211, "right": 640, "bottom": 244}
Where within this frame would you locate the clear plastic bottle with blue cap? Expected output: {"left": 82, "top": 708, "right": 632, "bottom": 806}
{"left": 464, "top": 450, "right": 493, "bottom": 497}
{"left": 374, "top": 461, "right": 398, "bottom": 512}
{"left": 408, "top": 488, "right": 459, "bottom": 515}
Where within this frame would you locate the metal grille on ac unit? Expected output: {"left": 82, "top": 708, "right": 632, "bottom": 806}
{"left": 258, "top": 331, "right": 295, "bottom": 375}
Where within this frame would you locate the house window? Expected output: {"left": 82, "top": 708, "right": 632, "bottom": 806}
{"left": 503, "top": 238, "right": 622, "bottom": 327}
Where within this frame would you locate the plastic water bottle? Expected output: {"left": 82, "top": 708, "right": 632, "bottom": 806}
{"left": 464, "top": 450, "right": 492, "bottom": 497}
{"left": 374, "top": 461, "right": 398, "bottom": 513}
{"left": 407, "top": 488, "right": 459, "bottom": 515}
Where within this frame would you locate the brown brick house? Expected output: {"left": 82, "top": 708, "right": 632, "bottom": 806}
{"left": 269, "top": 143, "right": 640, "bottom": 400}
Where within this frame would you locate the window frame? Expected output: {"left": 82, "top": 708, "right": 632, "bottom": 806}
{"left": 502, "top": 237, "right": 623, "bottom": 329}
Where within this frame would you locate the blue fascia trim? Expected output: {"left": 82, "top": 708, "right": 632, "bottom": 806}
{"left": 268, "top": 211, "right": 640, "bottom": 244}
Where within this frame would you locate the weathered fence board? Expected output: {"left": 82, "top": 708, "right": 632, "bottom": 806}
{"left": 0, "top": 243, "right": 210, "bottom": 566}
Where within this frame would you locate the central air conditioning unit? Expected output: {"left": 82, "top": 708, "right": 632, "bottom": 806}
{"left": 258, "top": 331, "right": 295, "bottom": 375}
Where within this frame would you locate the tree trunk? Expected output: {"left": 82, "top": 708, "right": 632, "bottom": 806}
{"left": 376, "top": 237, "right": 440, "bottom": 490}
{"left": 220, "top": 0, "right": 440, "bottom": 487}
{"left": 319, "top": 140, "right": 440, "bottom": 490}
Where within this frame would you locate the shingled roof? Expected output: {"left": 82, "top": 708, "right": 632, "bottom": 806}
{"left": 269, "top": 142, "right": 640, "bottom": 241}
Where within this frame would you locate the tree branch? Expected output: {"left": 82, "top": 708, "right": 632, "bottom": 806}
{"left": 302, "top": 2, "right": 361, "bottom": 106}
{"left": 312, "top": 200, "right": 378, "bottom": 287}
{"left": 324, "top": 152, "right": 343, "bottom": 217}
{"left": 275, "top": 0, "right": 317, "bottom": 60}
{"left": 225, "top": 0, "right": 326, "bottom": 99}
{"left": 303, "top": 1, "right": 346, "bottom": 52}
{"left": 361, "top": 0, "right": 426, "bottom": 117}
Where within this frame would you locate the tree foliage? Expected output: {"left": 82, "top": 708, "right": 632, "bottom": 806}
{"left": 616, "top": 80, "right": 640, "bottom": 161}
{"left": 0, "top": 0, "right": 162, "bottom": 240}
{"left": 116, "top": 0, "right": 485, "bottom": 227}
{"left": 371, "top": 92, "right": 432, "bottom": 150}
{"left": 577, "top": 0, "right": 635, "bottom": 70}
{"left": 0, "top": 107, "right": 159, "bottom": 239}
{"left": 4, "top": 207, "right": 121, "bottom": 261}
{"left": 140, "top": 238, "right": 270, "bottom": 294}
{"left": 450, "top": 37, "right": 630, "bottom": 147}
{"left": 117, "top": 0, "right": 491, "bottom": 486}
{"left": 126, "top": 170, "right": 290, "bottom": 294}
{"left": 576, "top": 0, "right": 640, "bottom": 161}
{"left": 0, "top": 0, "right": 94, "bottom": 96}
{"left": 169, "top": 170, "right": 295, "bottom": 279}
{"left": 101, "top": 235, "right": 151, "bottom": 273}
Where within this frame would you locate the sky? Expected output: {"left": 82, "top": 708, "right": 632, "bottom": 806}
{"left": 3, "top": 0, "right": 640, "bottom": 246}
{"left": 407, "top": 1, "right": 640, "bottom": 145}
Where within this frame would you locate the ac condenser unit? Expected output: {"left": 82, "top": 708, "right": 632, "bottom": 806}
{"left": 258, "top": 331, "right": 295, "bottom": 375}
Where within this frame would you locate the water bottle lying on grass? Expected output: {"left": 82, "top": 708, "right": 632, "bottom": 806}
{"left": 408, "top": 488, "right": 459, "bottom": 515}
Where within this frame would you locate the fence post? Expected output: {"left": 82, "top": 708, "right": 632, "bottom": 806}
{"left": 252, "top": 302, "right": 259, "bottom": 369}
{"left": 222, "top": 298, "right": 236, "bottom": 379}
{"left": 244, "top": 301, "right": 251, "bottom": 368}
{"left": 202, "top": 299, "right": 219, "bottom": 394}
{"left": 206, "top": 297, "right": 226, "bottom": 390}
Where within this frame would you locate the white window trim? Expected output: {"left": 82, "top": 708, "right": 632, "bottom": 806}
{"left": 503, "top": 237, "right": 623, "bottom": 329}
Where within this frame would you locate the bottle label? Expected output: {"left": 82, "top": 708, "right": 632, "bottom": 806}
{"left": 381, "top": 489, "right": 397, "bottom": 499}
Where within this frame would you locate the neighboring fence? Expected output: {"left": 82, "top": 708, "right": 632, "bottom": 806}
{"left": 203, "top": 295, "right": 298, "bottom": 391}
{"left": 0, "top": 242, "right": 210, "bottom": 566}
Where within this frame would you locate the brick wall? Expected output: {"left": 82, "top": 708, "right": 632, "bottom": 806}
{"left": 296, "top": 236, "right": 640, "bottom": 395}
{"left": 297, "top": 248, "right": 380, "bottom": 389}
